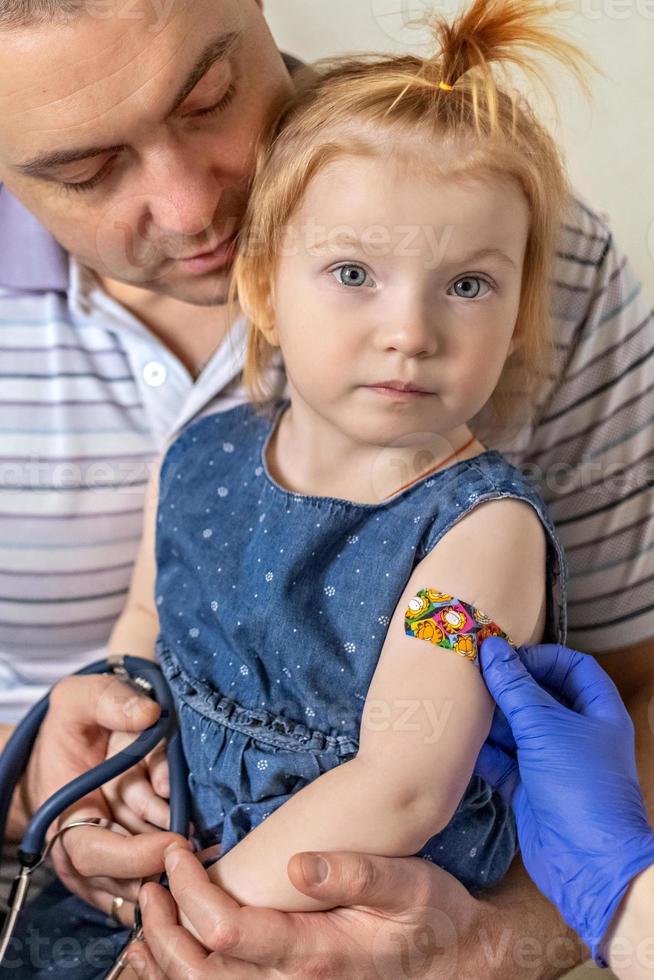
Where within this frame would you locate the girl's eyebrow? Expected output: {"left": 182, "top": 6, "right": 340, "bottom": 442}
{"left": 309, "top": 234, "right": 516, "bottom": 270}
{"left": 452, "top": 246, "right": 517, "bottom": 270}
{"left": 310, "top": 233, "right": 366, "bottom": 251}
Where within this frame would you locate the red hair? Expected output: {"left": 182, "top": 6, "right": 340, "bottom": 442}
{"left": 231, "top": 0, "right": 590, "bottom": 433}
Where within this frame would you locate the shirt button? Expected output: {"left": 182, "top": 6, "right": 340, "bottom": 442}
{"left": 143, "top": 361, "right": 167, "bottom": 387}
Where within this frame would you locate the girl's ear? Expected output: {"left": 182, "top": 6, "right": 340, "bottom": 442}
{"left": 258, "top": 289, "right": 280, "bottom": 346}
{"left": 260, "top": 322, "right": 280, "bottom": 347}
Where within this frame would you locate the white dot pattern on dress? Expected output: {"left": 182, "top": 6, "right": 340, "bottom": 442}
{"left": 154, "top": 405, "right": 529, "bottom": 892}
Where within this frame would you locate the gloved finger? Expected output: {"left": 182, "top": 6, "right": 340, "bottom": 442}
{"left": 479, "top": 637, "right": 556, "bottom": 718}
{"left": 147, "top": 744, "right": 170, "bottom": 799}
{"left": 517, "top": 644, "right": 629, "bottom": 725}
{"left": 474, "top": 742, "right": 520, "bottom": 804}
{"left": 487, "top": 706, "right": 516, "bottom": 756}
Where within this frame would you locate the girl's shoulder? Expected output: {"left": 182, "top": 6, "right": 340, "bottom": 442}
{"left": 417, "top": 448, "right": 547, "bottom": 518}
{"left": 416, "top": 450, "right": 568, "bottom": 644}
{"left": 419, "top": 448, "right": 559, "bottom": 550}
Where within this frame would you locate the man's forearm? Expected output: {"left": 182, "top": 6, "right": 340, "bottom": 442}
{"left": 476, "top": 857, "right": 586, "bottom": 979}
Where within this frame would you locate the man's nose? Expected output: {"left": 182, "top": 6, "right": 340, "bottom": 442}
{"left": 141, "top": 148, "right": 226, "bottom": 240}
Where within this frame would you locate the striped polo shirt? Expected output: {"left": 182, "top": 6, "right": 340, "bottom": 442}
{"left": 0, "top": 187, "right": 652, "bottom": 722}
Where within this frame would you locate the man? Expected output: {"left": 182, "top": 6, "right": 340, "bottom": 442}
{"left": 0, "top": 0, "right": 652, "bottom": 977}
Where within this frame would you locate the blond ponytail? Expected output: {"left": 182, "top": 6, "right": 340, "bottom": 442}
{"left": 433, "top": 0, "right": 588, "bottom": 90}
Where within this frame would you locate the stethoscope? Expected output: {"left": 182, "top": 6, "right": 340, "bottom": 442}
{"left": 0, "top": 655, "right": 191, "bottom": 979}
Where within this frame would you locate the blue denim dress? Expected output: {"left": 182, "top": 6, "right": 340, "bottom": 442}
{"left": 154, "top": 400, "right": 566, "bottom": 882}
{"left": 3, "top": 400, "right": 567, "bottom": 979}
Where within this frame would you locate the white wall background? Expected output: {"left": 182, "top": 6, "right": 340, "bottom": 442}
{"left": 264, "top": 0, "right": 654, "bottom": 298}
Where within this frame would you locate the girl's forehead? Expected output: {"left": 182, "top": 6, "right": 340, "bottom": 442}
{"left": 282, "top": 152, "right": 530, "bottom": 268}
{"left": 296, "top": 151, "right": 526, "bottom": 221}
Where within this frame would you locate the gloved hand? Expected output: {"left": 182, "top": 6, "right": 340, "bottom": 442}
{"left": 476, "top": 638, "right": 654, "bottom": 965}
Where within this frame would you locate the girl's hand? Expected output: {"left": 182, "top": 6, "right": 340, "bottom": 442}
{"left": 101, "top": 729, "right": 171, "bottom": 834}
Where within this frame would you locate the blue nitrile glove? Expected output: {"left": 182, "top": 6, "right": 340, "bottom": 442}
{"left": 476, "top": 638, "right": 654, "bottom": 965}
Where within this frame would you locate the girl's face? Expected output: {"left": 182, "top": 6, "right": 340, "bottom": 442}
{"left": 269, "top": 153, "right": 530, "bottom": 451}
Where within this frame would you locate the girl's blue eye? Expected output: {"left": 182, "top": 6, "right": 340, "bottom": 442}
{"left": 449, "top": 277, "right": 491, "bottom": 299}
{"left": 331, "top": 264, "right": 374, "bottom": 288}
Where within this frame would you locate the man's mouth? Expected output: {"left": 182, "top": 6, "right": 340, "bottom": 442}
{"left": 173, "top": 232, "right": 239, "bottom": 274}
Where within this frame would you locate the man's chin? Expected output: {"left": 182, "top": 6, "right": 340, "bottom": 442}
{"left": 141, "top": 265, "right": 234, "bottom": 307}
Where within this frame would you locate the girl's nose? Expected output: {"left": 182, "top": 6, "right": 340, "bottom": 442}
{"left": 377, "top": 304, "right": 439, "bottom": 359}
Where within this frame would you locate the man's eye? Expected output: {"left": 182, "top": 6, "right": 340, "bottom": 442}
{"left": 59, "top": 84, "right": 239, "bottom": 195}
{"left": 448, "top": 277, "right": 492, "bottom": 299}
{"left": 61, "top": 160, "right": 115, "bottom": 194}
{"left": 185, "top": 82, "right": 238, "bottom": 120}
{"left": 330, "top": 264, "right": 375, "bottom": 288}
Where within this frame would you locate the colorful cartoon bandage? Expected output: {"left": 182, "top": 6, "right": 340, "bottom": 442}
{"left": 404, "top": 589, "right": 512, "bottom": 663}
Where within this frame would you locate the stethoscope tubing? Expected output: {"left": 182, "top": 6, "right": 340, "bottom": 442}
{"left": 0, "top": 656, "right": 189, "bottom": 861}
{"left": 0, "top": 655, "right": 191, "bottom": 977}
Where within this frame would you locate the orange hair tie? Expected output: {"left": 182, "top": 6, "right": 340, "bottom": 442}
{"left": 439, "top": 80, "right": 455, "bottom": 92}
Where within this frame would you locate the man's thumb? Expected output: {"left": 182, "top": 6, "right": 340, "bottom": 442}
{"left": 288, "top": 850, "right": 429, "bottom": 913}
{"left": 51, "top": 675, "right": 160, "bottom": 732}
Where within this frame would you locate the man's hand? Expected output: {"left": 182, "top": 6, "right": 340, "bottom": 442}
{"left": 20, "top": 673, "right": 186, "bottom": 925}
{"left": 127, "top": 845, "right": 482, "bottom": 979}
{"left": 126, "top": 844, "right": 582, "bottom": 980}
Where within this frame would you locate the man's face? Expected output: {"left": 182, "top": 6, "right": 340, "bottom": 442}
{"left": 0, "top": 0, "right": 293, "bottom": 305}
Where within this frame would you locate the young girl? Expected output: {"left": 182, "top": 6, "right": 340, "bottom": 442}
{"left": 109, "top": 0, "right": 580, "bottom": 915}
{"left": 2, "top": 0, "right": 581, "bottom": 974}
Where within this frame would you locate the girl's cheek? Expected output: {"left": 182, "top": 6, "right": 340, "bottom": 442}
{"left": 449, "top": 341, "right": 501, "bottom": 392}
